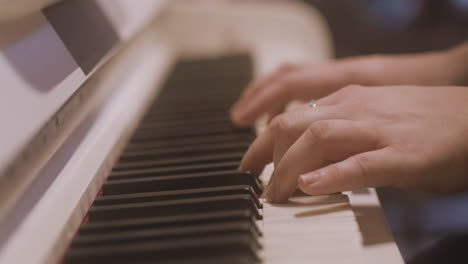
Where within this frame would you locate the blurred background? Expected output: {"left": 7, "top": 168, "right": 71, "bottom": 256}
{"left": 299, "top": 0, "right": 468, "bottom": 263}
{"left": 303, "top": 0, "right": 468, "bottom": 57}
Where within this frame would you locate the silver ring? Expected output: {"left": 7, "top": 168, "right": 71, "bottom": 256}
{"left": 310, "top": 102, "right": 318, "bottom": 108}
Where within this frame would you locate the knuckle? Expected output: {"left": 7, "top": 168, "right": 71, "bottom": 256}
{"left": 333, "top": 84, "right": 367, "bottom": 108}
{"left": 269, "top": 115, "right": 294, "bottom": 134}
{"left": 351, "top": 155, "right": 371, "bottom": 186}
{"left": 306, "top": 121, "right": 333, "bottom": 141}
{"left": 278, "top": 63, "right": 297, "bottom": 73}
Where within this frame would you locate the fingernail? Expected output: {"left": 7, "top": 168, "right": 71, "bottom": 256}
{"left": 300, "top": 172, "right": 321, "bottom": 185}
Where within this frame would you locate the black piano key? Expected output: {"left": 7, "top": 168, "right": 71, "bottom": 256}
{"left": 147, "top": 101, "right": 234, "bottom": 115}
{"left": 135, "top": 121, "right": 239, "bottom": 137}
{"left": 142, "top": 107, "right": 230, "bottom": 122}
{"left": 163, "top": 55, "right": 253, "bottom": 83}
{"left": 145, "top": 105, "right": 232, "bottom": 118}
{"left": 152, "top": 94, "right": 240, "bottom": 108}
{"left": 119, "top": 142, "right": 250, "bottom": 162}
{"left": 130, "top": 255, "right": 259, "bottom": 264}
{"left": 96, "top": 185, "right": 262, "bottom": 208}
{"left": 102, "top": 170, "right": 262, "bottom": 195}
{"left": 136, "top": 115, "right": 232, "bottom": 130}
{"left": 109, "top": 161, "right": 239, "bottom": 180}
{"left": 79, "top": 209, "right": 257, "bottom": 236}
{"left": 88, "top": 194, "right": 262, "bottom": 221}
{"left": 65, "top": 234, "right": 260, "bottom": 264}
{"left": 159, "top": 78, "right": 249, "bottom": 97}
{"left": 131, "top": 124, "right": 251, "bottom": 142}
{"left": 112, "top": 152, "right": 245, "bottom": 171}
{"left": 165, "top": 71, "right": 252, "bottom": 89}
{"left": 140, "top": 114, "right": 230, "bottom": 127}
{"left": 72, "top": 221, "right": 261, "bottom": 249}
{"left": 130, "top": 129, "right": 253, "bottom": 143}
{"left": 124, "top": 134, "right": 254, "bottom": 152}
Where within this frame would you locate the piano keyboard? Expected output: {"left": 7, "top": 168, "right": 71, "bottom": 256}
{"left": 64, "top": 55, "right": 264, "bottom": 264}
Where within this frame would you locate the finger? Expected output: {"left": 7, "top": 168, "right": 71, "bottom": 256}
{"left": 232, "top": 64, "right": 353, "bottom": 127}
{"left": 265, "top": 120, "right": 379, "bottom": 203}
{"left": 241, "top": 105, "right": 340, "bottom": 176}
{"left": 231, "top": 64, "right": 297, "bottom": 122}
{"left": 239, "top": 129, "right": 275, "bottom": 176}
{"left": 271, "top": 106, "right": 334, "bottom": 166}
{"left": 298, "top": 148, "right": 399, "bottom": 195}
{"left": 242, "top": 64, "right": 298, "bottom": 100}
{"left": 265, "top": 104, "right": 285, "bottom": 124}
{"left": 232, "top": 81, "right": 292, "bottom": 127}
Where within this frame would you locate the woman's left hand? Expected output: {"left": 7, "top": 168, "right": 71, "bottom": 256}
{"left": 240, "top": 85, "right": 468, "bottom": 203}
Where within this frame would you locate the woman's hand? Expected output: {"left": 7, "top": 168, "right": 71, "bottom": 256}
{"left": 240, "top": 85, "right": 468, "bottom": 203}
{"left": 231, "top": 46, "right": 468, "bottom": 127}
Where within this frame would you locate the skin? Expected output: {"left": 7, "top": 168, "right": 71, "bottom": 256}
{"left": 231, "top": 44, "right": 468, "bottom": 203}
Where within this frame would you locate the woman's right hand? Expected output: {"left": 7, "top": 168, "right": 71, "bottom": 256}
{"left": 231, "top": 45, "right": 468, "bottom": 127}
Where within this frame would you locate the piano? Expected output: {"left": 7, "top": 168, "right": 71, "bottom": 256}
{"left": 0, "top": 0, "right": 404, "bottom": 263}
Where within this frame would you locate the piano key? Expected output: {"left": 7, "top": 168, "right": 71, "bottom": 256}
{"left": 109, "top": 161, "right": 240, "bottom": 179}
{"left": 136, "top": 115, "right": 232, "bottom": 130}
{"left": 131, "top": 123, "right": 252, "bottom": 141}
{"left": 148, "top": 100, "right": 234, "bottom": 114}
{"left": 125, "top": 255, "right": 259, "bottom": 264}
{"left": 161, "top": 71, "right": 250, "bottom": 89}
{"left": 72, "top": 221, "right": 261, "bottom": 249}
{"left": 119, "top": 142, "right": 251, "bottom": 162}
{"left": 102, "top": 170, "right": 262, "bottom": 195}
{"left": 142, "top": 106, "right": 231, "bottom": 121}
{"left": 154, "top": 92, "right": 241, "bottom": 106}
{"left": 145, "top": 105, "right": 233, "bottom": 118}
{"left": 140, "top": 114, "right": 230, "bottom": 126}
{"left": 65, "top": 234, "right": 260, "bottom": 264}
{"left": 112, "top": 152, "right": 245, "bottom": 171}
{"left": 78, "top": 209, "right": 257, "bottom": 236}
{"left": 125, "top": 133, "right": 254, "bottom": 152}
{"left": 96, "top": 185, "right": 262, "bottom": 208}
{"left": 88, "top": 194, "right": 262, "bottom": 221}
{"left": 164, "top": 55, "right": 253, "bottom": 82}
{"left": 135, "top": 120, "right": 237, "bottom": 136}
{"left": 160, "top": 74, "right": 250, "bottom": 92}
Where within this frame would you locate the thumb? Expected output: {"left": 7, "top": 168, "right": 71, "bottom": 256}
{"left": 298, "top": 148, "right": 400, "bottom": 195}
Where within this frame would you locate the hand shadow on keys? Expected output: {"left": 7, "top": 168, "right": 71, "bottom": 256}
{"left": 268, "top": 189, "right": 395, "bottom": 246}
{"left": 266, "top": 189, "right": 352, "bottom": 219}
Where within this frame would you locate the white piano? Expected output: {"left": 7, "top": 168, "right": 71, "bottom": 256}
{"left": 0, "top": 1, "right": 403, "bottom": 263}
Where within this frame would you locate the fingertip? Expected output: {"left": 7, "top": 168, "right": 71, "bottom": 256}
{"left": 230, "top": 109, "right": 241, "bottom": 125}
{"left": 298, "top": 172, "right": 323, "bottom": 195}
{"left": 239, "top": 162, "right": 264, "bottom": 178}
{"left": 238, "top": 156, "right": 257, "bottom": 176}
{"left": 262, "top": 186, "right": 273, "bottom": 202}
{"left": 230, "top": 108, "right": 252, "bottom": 128}
{"left": 238, "top": 155, "right": 248, "bottom": 172}
{"left": 299, "top": 172, "right": 321, "bottom": 185}
{"left": 263, "top": 180, "right": 293, "bottom": 203}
